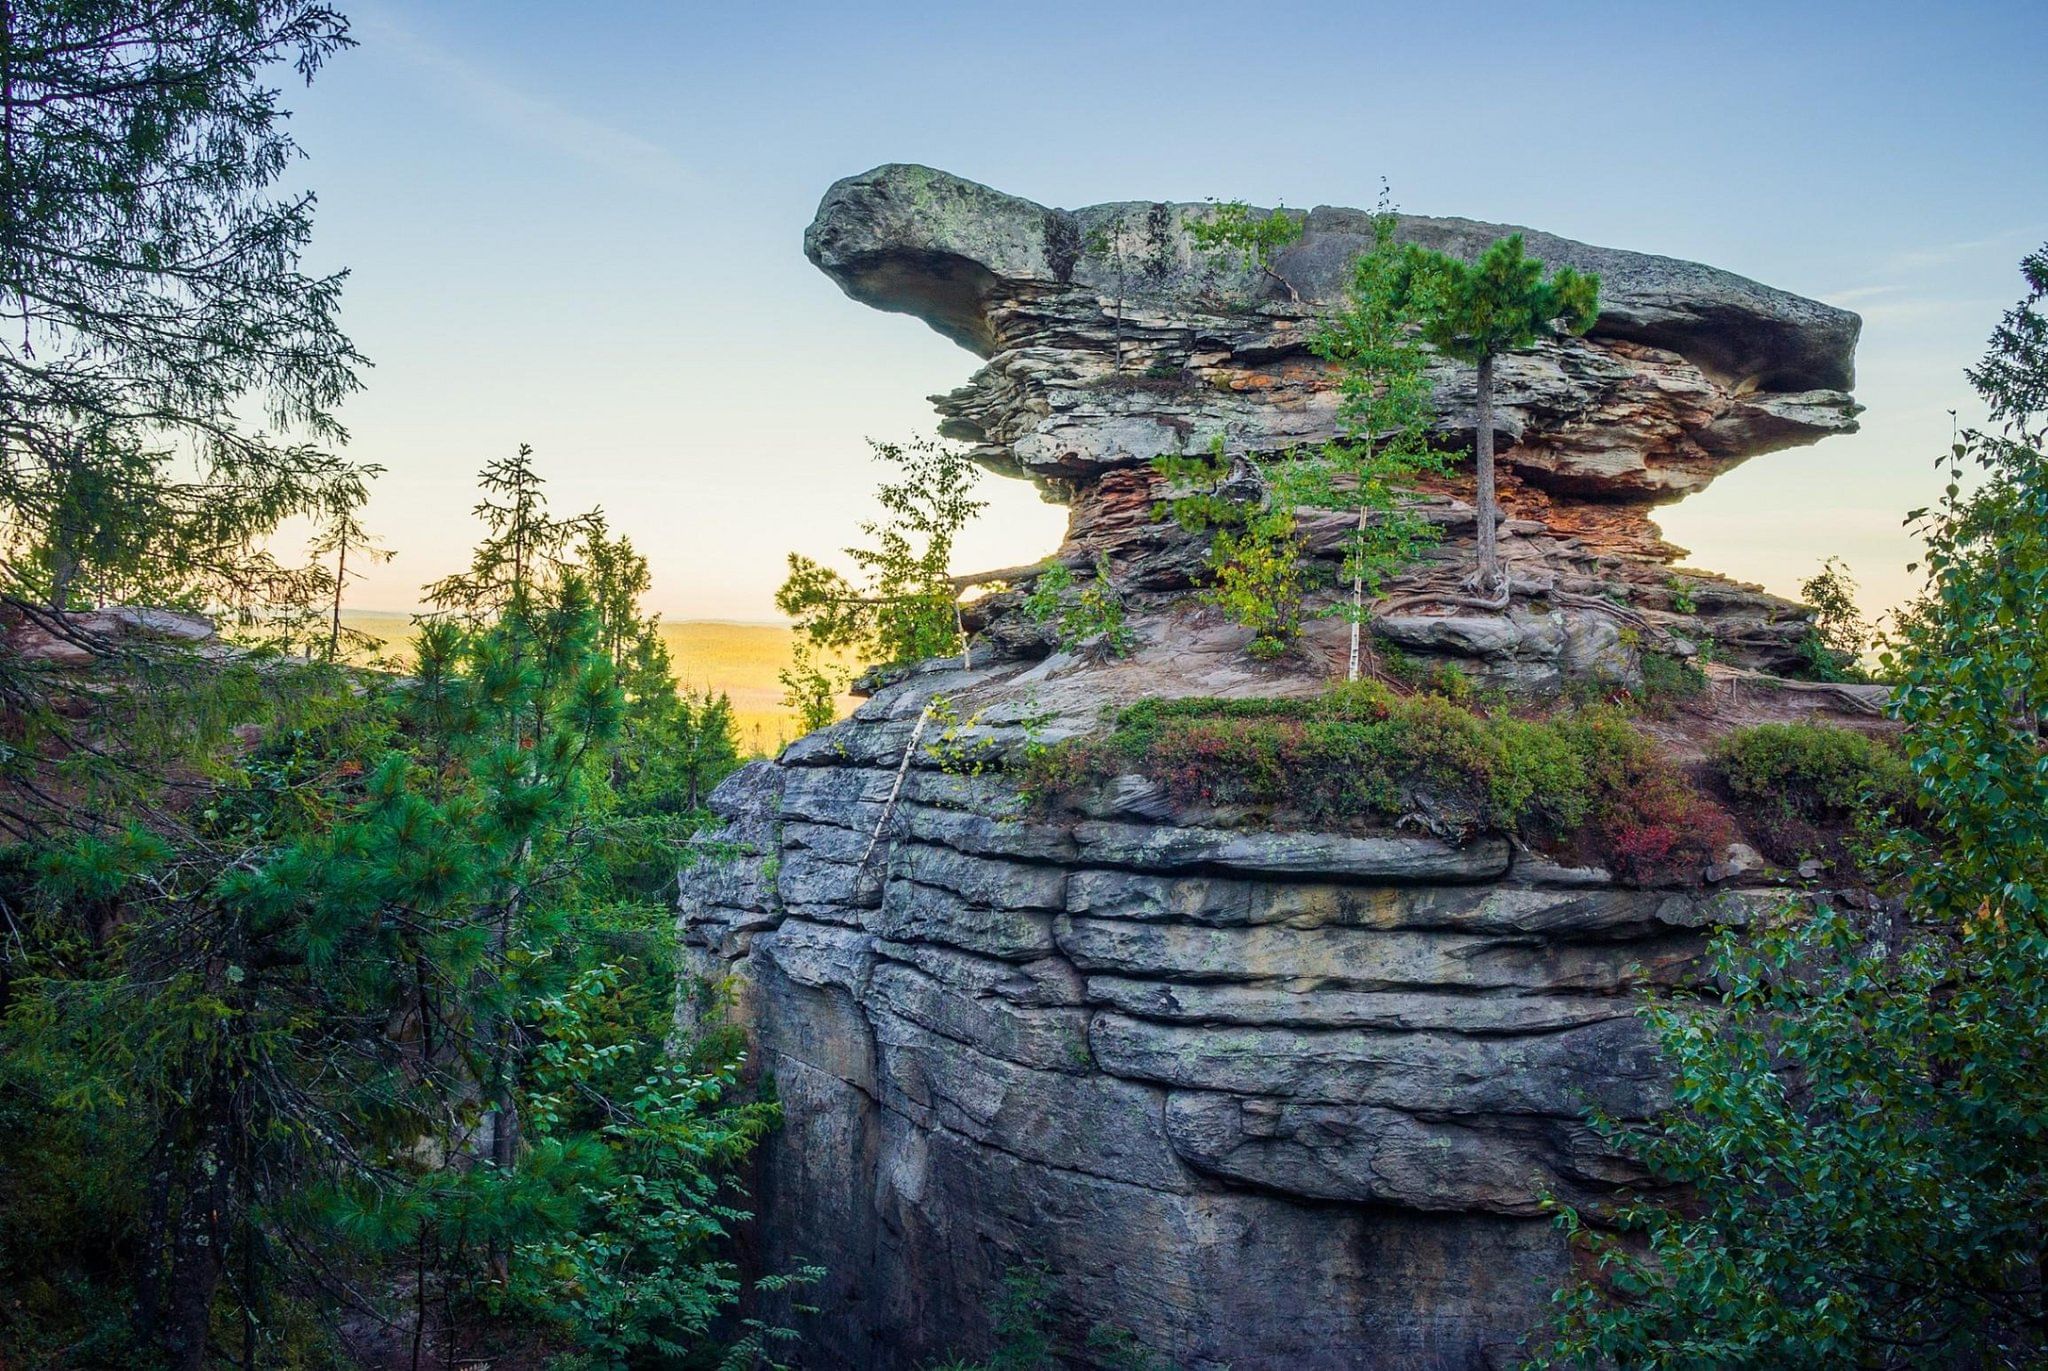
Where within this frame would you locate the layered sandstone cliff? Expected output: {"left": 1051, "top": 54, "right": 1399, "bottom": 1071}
{"left": 677, "top": 167, "right": 1868, "bottom": 1368}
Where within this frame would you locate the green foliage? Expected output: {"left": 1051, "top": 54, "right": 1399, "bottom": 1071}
{"left": 1538, "top": 905, "right": 2048, "bottom": 1368}
{"left": 1633, "top": 649, "right": 1707, "bottom": 711}
{"left": 1298, "top": 191, "right": 1450, "bottom": 680}
{"left": 926, "top": 692, "right": 999, "bottom": 779}
{"left": 1188, "top": 198, "right": 1304, "bottom": 274}
{"left": 506, "top": 967, "right": 789, "bottom": 1367}
{"left": 1796, "top": 555, "right": 1874, "bottom": 682}
{"left": 1149, "top": 436, "right": 1243, "bottom": 533}
{"left": 1537, "top": 239, "right": 2048, "bottom": 1369}
{"left": 0, "top": 0, "right": 372, "bottom": 631}
{"left": 1152, "top": 438, "right": 1308, "bottom": 659}
{"left": 0, "top": 454, "right": 760, "bottom": 1368}
{"left": 1381, "top": 649, "right": 1478, "bottom": 706}
{"left": 1712, "top": 723, "right": 1915, "bottom": 829}
{"left": 1209, "top": 501, "right": 1309, "bottom": 660}
{"left": 1665, "top": 576, "right": 1698, "bottom": 615}
{"left": 778, "top": 436, "right": 985, "bottom": 669}
{"left": 778, "top": 640, "right": 847, "bottom": 737}
{"left": 1020, "top": 554, "right": 1135, "bottom": 657}
{"left": 1028, "top": 686, "right": 1729, "bottom": 882}
{"left": 1406, "top": 234, "right": 1601, "bottom": 367}
{"left": 425, "top": 443, "right": 592, "bottom": 620}
{"left": 928, "top": 1261, "right": 1164, "bottom": 1371}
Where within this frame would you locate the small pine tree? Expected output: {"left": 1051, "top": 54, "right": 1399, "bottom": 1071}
{"left": 1405, "top": 236, "right": 1599, "bottom": 593}
{"left": 1297, "top": 191, "right": 1448, "bottom": 679}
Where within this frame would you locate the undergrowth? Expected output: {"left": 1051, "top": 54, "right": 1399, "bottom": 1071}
{"left": 1708, "top": 722, "right": 1915, "bottom": 871}
{"left": 1026, "top": 681, "right": 1735, "bottom": 883}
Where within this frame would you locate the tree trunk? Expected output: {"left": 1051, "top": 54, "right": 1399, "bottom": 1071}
{"left": 1347, "top": 438, "right": 1375, "bottom": 683}
{"left": 162, "top": 1109, "right": 231, "bottom": 1371}
{"left": 327, "top": 539, "right": 346, "bottom": 662}
{"left": 1474, "top": 352, "right": 1501, "bottom": 591}
{"left": 131, "top": 1137, "right": 176, "bottom": 1347}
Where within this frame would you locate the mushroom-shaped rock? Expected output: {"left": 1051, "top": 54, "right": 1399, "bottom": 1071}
{"left": 805, "top": 163, "right": 1860, "bottom": 505}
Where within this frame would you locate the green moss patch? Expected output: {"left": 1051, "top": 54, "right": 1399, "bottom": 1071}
{"left": 1028, "top": 682, "right": 1737, "bottom": 884}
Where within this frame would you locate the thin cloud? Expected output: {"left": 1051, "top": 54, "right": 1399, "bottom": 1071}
{"left": 1824, "top": 284, "right": 1901, "bottom": 307}
{"left": 353, "top": 7, "right": 689, "bottom": 193}
{"left": 1873, "top": 227, "right": 2042, "bottom": 277}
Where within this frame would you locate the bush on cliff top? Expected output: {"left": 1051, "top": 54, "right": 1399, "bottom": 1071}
{"left": 1711, "top": 722, "right": 1915, "bottom": 826}
{"left": 1027, "top": 681, "right": 1733, "bottom": 882}
{"left": 1709, "top": 721, "right": 1916, "bottom": 869}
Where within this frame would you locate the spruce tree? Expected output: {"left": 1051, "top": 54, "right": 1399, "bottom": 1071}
{"left": 0, "top": 0, "right": 370, "bottom": 624}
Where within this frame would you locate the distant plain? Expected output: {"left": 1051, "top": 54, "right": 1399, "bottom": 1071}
{"left": 342, "top": 610, "right": 850, "bottom": 755}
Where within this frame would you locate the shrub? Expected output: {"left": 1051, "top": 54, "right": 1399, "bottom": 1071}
{"left": 1635, "top": 651, "right": 1706, "bottom": 710}
{"left": 1710, "top": 722, "right": 1914, "bottom": 868}
{"left": 1383, "top": 650, "right": 1477, "bottom": 705}
{"left": 1558, "top": 706, "right": 1736, "bottom": 882}
{"left": 1021, "top": 555, "right": 1135, "bottom": 657}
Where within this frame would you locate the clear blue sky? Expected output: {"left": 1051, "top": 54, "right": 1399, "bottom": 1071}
{"left": 285, "top": 0, "right": 2047, "bottom": 624}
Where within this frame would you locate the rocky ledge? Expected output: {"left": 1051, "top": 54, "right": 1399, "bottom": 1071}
{"left": 808, "top": 162, "right": 1858, "bottom": 502}
{"left": 675, "top": 170, "right": 1872, "bottom": 1368}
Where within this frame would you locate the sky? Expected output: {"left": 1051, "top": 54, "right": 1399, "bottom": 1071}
{"left": 282, "top": 0, "right": 2048, "bottom": 626}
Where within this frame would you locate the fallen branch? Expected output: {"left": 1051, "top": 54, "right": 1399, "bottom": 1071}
{"left": 859, "top": 700, "right": 933, "bottom": 872}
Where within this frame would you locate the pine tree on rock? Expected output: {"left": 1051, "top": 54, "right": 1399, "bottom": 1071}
{"left": 1407, "top": 237, "right": 1599, "bottom": 594}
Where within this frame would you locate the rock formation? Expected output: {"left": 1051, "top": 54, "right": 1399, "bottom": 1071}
{"left": 808, "top": 163, "right": 1863, "bottom": 687}
{"left": 678, "top": 167, "right": 1868, "bottom": 1368}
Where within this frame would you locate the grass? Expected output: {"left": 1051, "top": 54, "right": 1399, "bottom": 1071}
{"left": 341, "top": 611, "right": 854, "bottom": 756}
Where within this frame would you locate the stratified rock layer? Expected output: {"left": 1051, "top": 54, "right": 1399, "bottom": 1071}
{"left": 681, "top": 649, "right": 1777, "bottom": 1370}
{"left": 807, "top": 163, "right": 1859, "bottom": 506}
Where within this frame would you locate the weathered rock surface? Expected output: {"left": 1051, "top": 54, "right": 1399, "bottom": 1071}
{"left": 2, "top": 605, "right": 223, "bottom": 667}
{"left": 678, "top": 662, "right": 1789, "bottom": 1369}
{"left": 808, "top": 163, "right": 1858, "bottom": 501}
{"left": 807, "top": 165, "right": 1865, "bottom": 685}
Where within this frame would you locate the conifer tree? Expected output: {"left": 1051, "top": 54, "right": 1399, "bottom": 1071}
{"left": 0, "top": 0, "right": 370, "bottom": 627}
{"left": 1405, "top": 237, "right": 1599, "bottom": 593}
{"left": 0, "top": 450, "right": 763, "bottom": 1366}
